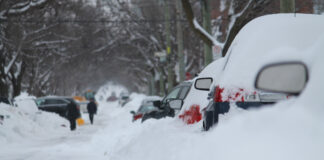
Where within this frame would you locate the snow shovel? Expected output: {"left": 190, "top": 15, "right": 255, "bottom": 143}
{"left": 77, "top": 118, "right": 85, "bottom": 126}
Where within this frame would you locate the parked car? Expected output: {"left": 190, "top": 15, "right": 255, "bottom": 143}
{"left": 119, "top": 92, "right": 130, "bottom": 107}
{"left": 192, "top": 14, "right": 323, "bottom": 130}
{"left": 130, "top": 96, "right": 162, "bottom": 122}
{"left": 35, "top": 96, "right": 81, "bottom": 118}
{"left": 141, "top": 81, "right": 192, "bottom": 122}
{"left": 107, "top": 92, "right": 118, "bottom": 102}
{"left": 201, "top": 85, "right": 287, "bottom": 130}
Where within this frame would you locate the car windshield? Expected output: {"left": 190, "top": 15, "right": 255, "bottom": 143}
{"left": 121, "top": 96, "right": 129, "bottom": 100}
{"left": 138, "top": 105, "right": 156, "bottom": 113}
{"left": 35, "top": 99, "right": 45, "bottom": 106}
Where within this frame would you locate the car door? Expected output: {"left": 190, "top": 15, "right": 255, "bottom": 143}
{"left": 161, "top": 87, "right": 182, "bottom": 106}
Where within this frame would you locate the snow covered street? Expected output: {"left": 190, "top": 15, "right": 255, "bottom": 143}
{"left": 0, "top": 87, "right": 147, "bottom": 160}
{"left": 1, "top": 83, "right": 324, "bottom": 160}
{"left": 2, "top": 0, "right": 324, "bottom": 159}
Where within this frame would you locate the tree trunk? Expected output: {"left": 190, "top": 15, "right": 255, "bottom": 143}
{"left": 165, "top": 1, "right": 174, "bottom": 92}
{"left": 280, "top": 0, "right": 295, "bottom": 13}
{"left": 176, "top": 0, "right": 185, "bottom": 82}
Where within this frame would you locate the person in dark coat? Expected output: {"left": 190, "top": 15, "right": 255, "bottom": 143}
{"left": 67, "top": 101, "right": 79, "bottom": 131}
{"left": 87, "top": 98, "right": 97, "bottom": 124}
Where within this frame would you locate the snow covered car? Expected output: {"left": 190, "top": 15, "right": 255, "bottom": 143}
{"left": 35, "top": 96, "right": 81, "bottom": 118}
{"left": 141, "top": 81, "right": 192, "bottom": 122}
{"left": 130, "top": 96, "right": 162, "bottom": 122}
{"left": 107, "top": 92, "right": 118, "bottom": 102}
{"left": 176, "top": 58, "right": 282, "bottom": 126}
{"left": 195, "top": 14, "right": 323, "bottom": 130}
{"left": 119, "top": 92, "right": 130, "bottom": 107}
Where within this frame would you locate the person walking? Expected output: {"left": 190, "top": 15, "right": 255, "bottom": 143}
{"left": 67, "top": 101, "right": 79, "bottom": 131}
{"left": 87, "top": 98, "right": 97, "bottom": 124}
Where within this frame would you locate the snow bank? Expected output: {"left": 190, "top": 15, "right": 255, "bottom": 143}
{"left": 104, "top": 14, "right": 324, "bottom": 160}
{"left": 95, "top": 82, "right": 128, "bottom": 103}
{"left": 0, "top": 94, "right": 68, "bottom": 144}
{"left": 14, "top": 92, "right": 38, "bottom": 114}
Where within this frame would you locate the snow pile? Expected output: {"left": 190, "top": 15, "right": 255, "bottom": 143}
{"left": 0, "top": 93, "right": 68, "bottom": 144}
{"left": 95, "top": 82, "right": 128, "bottom": 103}
{"left": 104, "top": 14, "right": 324, "bottom": 160}
{"left": 14, "top": 92, "right": 38, "bottom": 114}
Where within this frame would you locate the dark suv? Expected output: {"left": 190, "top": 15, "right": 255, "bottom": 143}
{"left": 35, "top": 97, "right": 80, "bottom": 118}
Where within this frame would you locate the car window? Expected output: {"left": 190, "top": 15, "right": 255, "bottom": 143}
{"left": 179, "top": 86, "right": 191, "bottom": 99}
{"left": 162, "top": 87, "right": 181, "bottom": 103}
{"left": 44, "top": 99, "right": 54, "bottom": 104}
{"left": 138, "top": 105, "right": 156, "bottom": 113}
{"left": 45, "top": 99, "right": 67, "bottom": 105}
{"left": 121, "top": 96, "right": 129, "bottom": 100}
{"left": 57, "top": 99, "right": 69, "bottom": 104}
{"left": 64, "top": 98, "right": 74, "bottom": 104}
{"left": 35, "top": 99, "right": 45, "bottom": 106}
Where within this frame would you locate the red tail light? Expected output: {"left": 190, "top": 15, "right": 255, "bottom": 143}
{"left": 134, "top": 114, "right": 143, "bottom": 121}
{"left": 214, "top": 85, "right": 224, "bottom": 102}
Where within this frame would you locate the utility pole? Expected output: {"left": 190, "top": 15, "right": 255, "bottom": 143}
{"left": 280, "top": 0, "right": 295, "bottom": 13}
{"left": 165, "top": 0, "right": 174, "bottom": 92}
{"left": 201, "top": 0, "right": 213, "bottom": 66}
{"left": 158, "top": 67, "right": 165, "bottom": 96}
{"left": 176, "top": 0, "right": 185, "bottom": 82}
{"left": 149, "top": 75, "right": 156, "bottom": 95}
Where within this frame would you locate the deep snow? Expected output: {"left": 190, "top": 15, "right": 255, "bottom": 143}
{"left": 1, "top": 79, "right": 324, "bottom": 160}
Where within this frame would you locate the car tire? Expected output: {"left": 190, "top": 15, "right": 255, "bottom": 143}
{"left": 203, "top": 122, "right": 206, "bottom": 131}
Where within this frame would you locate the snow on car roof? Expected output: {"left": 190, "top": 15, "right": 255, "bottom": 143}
{"left": 141, "top": 96, "right": 162, "bottom": 105}
{"left": 218, "top": 14, "right": 324, "bottom": 90}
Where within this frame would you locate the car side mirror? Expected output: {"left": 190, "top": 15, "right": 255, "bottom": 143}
{"left": 168, "top": 99, "right": 183, "bottom": 110}
{"left": 195, "top": 77, "right": 213, "bottom": 91}
{"left": 130, "top": 111, "right": 135, "bottom": 115}
{"left": 255, "top": 62, "right": 308, "bottom": 95}
{"left": 153, "top": 100, "right": 161, "bottom": 108}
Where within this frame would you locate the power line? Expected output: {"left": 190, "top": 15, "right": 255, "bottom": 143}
{"left": 1, "top": 19, "right": 189, "bottom": 24}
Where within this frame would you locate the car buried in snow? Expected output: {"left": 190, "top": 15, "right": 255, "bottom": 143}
{"left": 141, "top": 81, "right": 192, "bottom": 122}
{"left": 119, "top": 92, "right": 130, "bottom": 107}
{"left": 191, "top": 14, "right": 324, "bottom": 131}
{"left": 130, "top": 96, "right": 162, "bottom": 122}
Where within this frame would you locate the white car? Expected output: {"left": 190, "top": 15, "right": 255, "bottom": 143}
{"left": 178, "top": 13, "right": 323, "bottom": 129}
